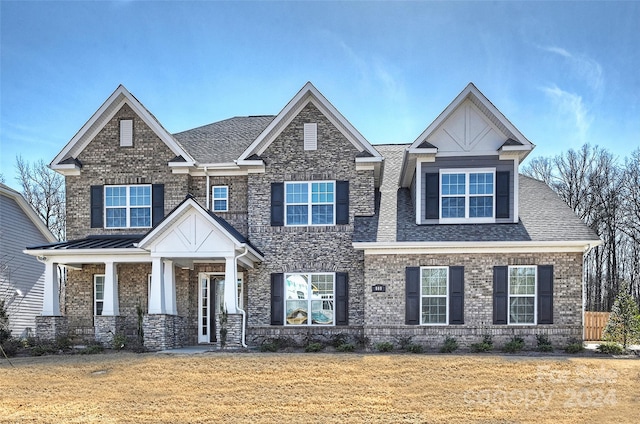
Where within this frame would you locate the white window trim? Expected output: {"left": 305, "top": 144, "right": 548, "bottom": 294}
{"left": 211, "top": 185, "right": 229, "bottom": 212}
{"left": 420, "top": 266, "right": 449, "bottom": 326}
{"left": 508, "top": 265, "right": 537, "bottom": 325}
{"left": 94, "top": 274, "right": 105, "bottom": 316}
{"left": 104, "top": 184, "right": 152, "bottom": 229}
{"left": 439, "top": 168, "right": 496, "bottom": 224}
{"left": 284, "top": 272, "right": 335, "bottom": 327}
{"left": 284, "top": 181, "right": 336, "bottom": 226}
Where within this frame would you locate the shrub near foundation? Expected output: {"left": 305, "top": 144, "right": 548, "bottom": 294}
{"left": 470, "top": 335, "right": 494, "bottom": 353}
{"left": 439, "top": 336, "right": 458, "bottom": 353}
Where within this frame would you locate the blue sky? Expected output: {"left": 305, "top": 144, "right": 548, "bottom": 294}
{"left": 1, "top": 1, "right": 639, "bottom": 189}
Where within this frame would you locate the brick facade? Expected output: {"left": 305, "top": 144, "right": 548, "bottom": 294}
{"left": 36, "top": 84, "right": 594, "bottom": 352}
{"left": 245, "top": 103, "right": 372, "bottom": 341}
{"left": 65, "top": 103, "right": 189, "bottom": 240}
{"left": 363, "top": 252, "right": 584, "bottom": 347}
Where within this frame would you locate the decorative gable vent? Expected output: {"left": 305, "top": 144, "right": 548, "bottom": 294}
{"left": 303, "top": 123, "right": 317, "bottom": 151}
{"left": 120, "top": 119, "right": 133, "bottom": 147}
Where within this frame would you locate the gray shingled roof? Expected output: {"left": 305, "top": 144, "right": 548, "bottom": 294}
{"left": 518, "top": 175, "right": 600, "bottom": 241}
{"left": 173, "top": 116, "right": 274, "bottom": 164}
{"left": 363, "top": 144, "right": 600, "bottom": 243}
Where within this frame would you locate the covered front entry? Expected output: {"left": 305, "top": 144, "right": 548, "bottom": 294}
{"left": 28, "top": 197, "right": 263, "bottom": 351}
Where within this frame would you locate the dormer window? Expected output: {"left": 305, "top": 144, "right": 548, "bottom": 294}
{"left": 440, "top": 169, "right": 495, "bottom": 223}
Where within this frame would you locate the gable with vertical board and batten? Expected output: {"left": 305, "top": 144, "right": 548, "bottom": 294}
{"left": 400, "top": 83, "right": 535, "bottom": 226}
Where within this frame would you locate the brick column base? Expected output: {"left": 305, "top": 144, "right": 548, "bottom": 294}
{"left": 94, "top": 315, "right": 127, "bottom": 347}
{"left": 143, "top": 314, "right": 185, "bottom": 351}
{"left": 35, "top": 316, "right": 68, "bottom": 341}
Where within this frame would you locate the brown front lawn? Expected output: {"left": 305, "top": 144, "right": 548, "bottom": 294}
{"left": 1, "top": 352, "right": 638, "bottom": 423}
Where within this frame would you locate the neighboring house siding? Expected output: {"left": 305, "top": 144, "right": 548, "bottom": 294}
{"left": 0, "top": 194, "right": 49, "bottom": 336}
{"left": 363, "top": 252, "right": 583, "bottom": 346}
{"left": 246, "top": 102, "right": 369, "bottom": 339}
{"left": 66, "top": 104, "right": 189, "bottom": 240}
{"left": 419, "top": 156, "right": 515, "bottom": 224}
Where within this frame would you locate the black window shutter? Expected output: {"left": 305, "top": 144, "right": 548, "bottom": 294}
{"left": 336, "top": 181, "right": 349, "bottom": 225}
{"left": 152, "top": 184, "right": 165, "bottom": 226}
{"left": 493, "top": 266, "right": 508, "bottom": 325}
{"left": 335, "top": 272, "right": 349, "bottom": 325}
{"left": 425, "top": 173, "right": 439, "bottom": 219}
{"left": 537, "top": 265, "right": 554, "bottom": 324}
{"left": 271, "top": 182, "right": 284, "bottom": 226}
{"left": 90, "top": 185, "right": 103, "bottom": 228}
{"left": 496, "top": 171, "right": 510, "bottom": 219}
{"left": 449, "top": 266, "right": 464, "bottom": 325}
{"left": 405, "top": 267, "right": 420, "bottom": 325}
{"left": 270, "top": 273, "right": 284, "bottom": 325}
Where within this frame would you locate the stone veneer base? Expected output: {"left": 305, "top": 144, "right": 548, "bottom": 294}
{"left": 143, "top": 314, "right": 186, "bottom": 351}
{"left": 94, "top": 315, "right": 127, "bottom": 347}
{"left": 35, "top": 316, "right": 68, "bottom": 341}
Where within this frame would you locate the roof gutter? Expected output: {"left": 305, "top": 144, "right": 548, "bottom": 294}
{"left": 353, "top": 239, "right": 603, "bottom": 254}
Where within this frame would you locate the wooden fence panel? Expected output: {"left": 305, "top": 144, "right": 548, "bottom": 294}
{"left": 584, "top": 311, "right": 610, "bottom": 341}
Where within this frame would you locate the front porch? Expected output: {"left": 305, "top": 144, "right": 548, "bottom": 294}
{"left": 25, "top": 196, "right": 263, "bottom": 351}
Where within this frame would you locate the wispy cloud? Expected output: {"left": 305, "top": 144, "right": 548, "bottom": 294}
{"left": 541, "top": 84, "right": 591, "bottom": 142}
{"left": 334, "top": 36, "right": 406, "bottom": 103}
{"left": 538, "top": 45, "right": 603, "bottom": 93}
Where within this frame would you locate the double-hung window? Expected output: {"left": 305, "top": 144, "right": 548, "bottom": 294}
{"left": 284, "top": 273, "right": 335, "bottom": 326}
{"left": 440, "top": 169, "right": 495, "bottom": 222}
{"left": 94, "top": 275, "right": 105, "bottom": 316}
{"left": 105, "top": 185, "right": 151, "bottom": 228}
{"left": 212, "top": 186, "right": 228, "bottom": 212}
{"left": 421, "top": 267, "right": 448, "bottom": 325}
{"left": 508, "top": 266, "right": 536, "bottom": 325}
{"left": 285, "top": 181, "right": 335, "bottom": 226}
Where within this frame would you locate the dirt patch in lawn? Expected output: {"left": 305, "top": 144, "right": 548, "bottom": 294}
{"left": 1, "top": 352, "right": 637, "bottom": 423}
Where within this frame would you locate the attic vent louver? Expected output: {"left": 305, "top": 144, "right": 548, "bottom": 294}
{"left": 304, "top": 123, "right": 317, "bottom": 151}
{"left": 120, "top": 119, "right": 133, "bottom": 147}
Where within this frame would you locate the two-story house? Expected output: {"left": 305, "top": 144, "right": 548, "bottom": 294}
{"left": 25, "top": 82, "right": 600, "bottom": 350}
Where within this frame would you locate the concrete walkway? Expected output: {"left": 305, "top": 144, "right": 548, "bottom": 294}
{"left": 157, "top": 345, "right": 218, "bottom": 354}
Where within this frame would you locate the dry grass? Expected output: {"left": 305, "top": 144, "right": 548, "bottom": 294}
{"left": 1, "top": 352, "right": 638, "bottom": 423}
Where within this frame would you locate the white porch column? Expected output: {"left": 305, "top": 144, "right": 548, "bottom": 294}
{"left": 163, "top": 260, "right": 177, "bottom": 315}
{"left": 224, "top": 256, "right": 238, "bottom": 313}
{"left": 42, "top": 261, "right": 60, "bottom": 316}
{"left": 148, "top": 257, "right": 166, "bottom": 314}
{"left": 101, "top": 261, "right": 120, "bottom": 316}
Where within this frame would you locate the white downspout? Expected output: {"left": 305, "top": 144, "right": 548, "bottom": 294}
{"left": 235, "top": 246, "right": 250, "bottom": 348}
{"left": 205, "top": 167, "right": 210, "bottom": 210}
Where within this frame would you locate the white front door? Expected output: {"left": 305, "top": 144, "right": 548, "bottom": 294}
{"left": 198, "top": 273, "right": 225, "bottom": 343}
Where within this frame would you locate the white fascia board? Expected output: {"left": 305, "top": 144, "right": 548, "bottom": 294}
{"left": 235, "top": 159, "right": 266, "bottom": 166}
{"left": 23, "top": 249, "right": 150, "bottom": 264}
{"left": 50, "top": 162, "right": 81, "bottom": 172}
{"left": 355, "top": 156, "right": 384, "bottom": 163}
{"left": 409, "top": 83, "right": 534, "bottom": 151}
{"left": 353, "top": 240, "right": 602, "bottom": 255}
{"left": 137, "top": 198, "right": 254, "bottom": 255}
{"left": 407, "top": 148, "right": 438, "bottom": 155}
